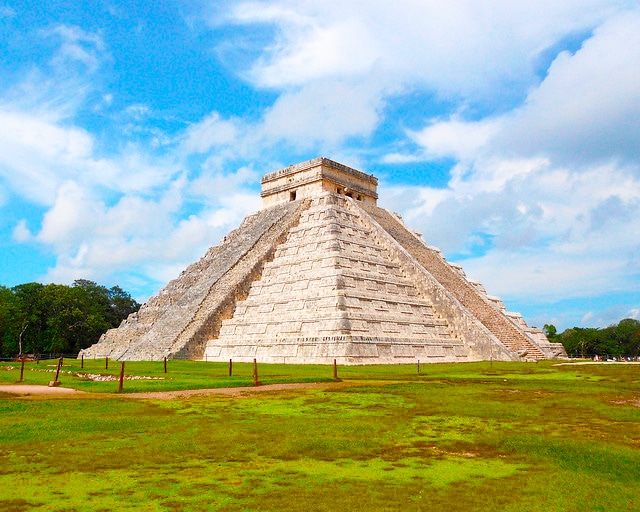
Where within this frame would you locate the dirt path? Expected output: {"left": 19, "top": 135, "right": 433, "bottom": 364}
{"left": 0, "top": 381, "right": 347, "bottom": 399}
{"left": 125, "top": 381, "right": 346, "bottom": 400}
{"left": 0, "top": 384, "right": 89, "bottom": 396}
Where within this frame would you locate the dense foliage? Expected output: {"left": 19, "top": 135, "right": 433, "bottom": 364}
{"left": 546, "top": 319, "right": 640, "bottom": 358}
{"left": 0, "top": 279, "right": 140, "bottom": 358}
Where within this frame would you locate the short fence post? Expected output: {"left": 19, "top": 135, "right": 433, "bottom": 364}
{"left": 253, "top": 359, "right": 261, "bottom": 386}
{"left": 105, "top": 357, "right": 109, "bottom": 370}
{"left": 418, "top": 360, "right": 421, "bottom": 374}
{"left": 49, "top": 357, "right": 63, "bottom": 387}
{"left": 333, "top": 359, "right": 338, "bottom": 380}
{"left": 229, "top": 359, "right": 233, "bottom": 377}
{"left": 19, "top": 359, "right": 25, "bottom": 382}
{"left": 118, "top": 361, "right": 125, "bottom": 393}
{"left": 81, "top": 354, "right": 84, "bottom": 369}
{"left": 55, "top": 357, "right": 62, "bottom": 381}
{"left": 164, "top": 357, "right": 167, "bottom": 374}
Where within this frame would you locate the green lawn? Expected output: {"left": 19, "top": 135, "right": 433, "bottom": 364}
{"left": 0, "top": 360, "right": 638, "bottom": 511}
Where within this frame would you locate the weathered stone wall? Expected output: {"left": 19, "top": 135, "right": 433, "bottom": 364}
{"left": 261, "top": 157, "right": 378, "bottom": 207}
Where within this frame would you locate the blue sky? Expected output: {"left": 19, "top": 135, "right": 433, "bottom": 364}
{"left": 1, "top": 0, "right": 638, "bottom": 331}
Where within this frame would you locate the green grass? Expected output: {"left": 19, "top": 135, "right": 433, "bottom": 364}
{"left": 0, "top": 358, "right": 341, "bottom": 393}
{"left": 1, "top": 360, "right": 639, "bottom": 511}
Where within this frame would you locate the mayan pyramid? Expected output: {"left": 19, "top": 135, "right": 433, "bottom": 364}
{"left": 81, "top": 157, "right": 567, "bottom": 363}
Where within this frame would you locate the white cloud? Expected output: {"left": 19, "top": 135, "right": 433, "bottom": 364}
{"left": 12, "top": 220, "right": 32, "bottom": 242}
{"left": 494, "top": 10, "right": 640, "bottom": 165}
{"left": 181, "top": 112, "right": 240, "bottom": 154}
{"left": 0, "top": 109, "right": 94, "bottom": 204}
{"left": 223, "top": 0, "right": 634, "bottom": 97}
{"left": 260, "top": 79, "right": 383, "bottom": 148}
{"left": 409, "top": 118, "right": 501, "bottom": 161}
{"left": 211, "top": 0, "right": 640, "bottom": 160}
{"left": 38, "top": 177, "right": 243, "bottom": 287}
{"left": 43, "top": 24, "right": 106, "bottom": 72}
{"left": 239, "top": 10, "right": 380, "bottom": 87}
{"left": 37, "top": 181, "right": 103, "bottom": 249}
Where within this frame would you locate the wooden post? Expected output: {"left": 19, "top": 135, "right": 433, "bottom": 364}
{"left": 164, "top": 357, "right": 167, "bottom": 374}
{"left": 253, "top": 358, "right": 261, "bottom": 386}
{"left": 81, "top": 354, "right": 84, "bottom": 369}
{"left": 55, "top": 357, "right": 62, "bottom": 381}
{"left": 48, "top": 358, "right": 62, "bottom": 387}
{"left": 48, "top": 357, "right": 63, "bottom": 387}
{"left": 105, "top": 356, "right": 109, "bottom": 370}
{"left": 333, "top": 359, "right": 338, "bottom": 380}
{"left": 229, "top": 359, "right": 233, "bottom": 377}
{"left": 418, "top": 360, "right": 421, "bottom": 374}
{"left": 19, "top": 359, "right": 25, "bottom": 382}
{"left": 118, "top": 361, "right": 125, "bottom": 393}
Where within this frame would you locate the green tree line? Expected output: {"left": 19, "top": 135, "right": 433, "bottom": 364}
{"left": 0, "top": 279, "right": 140, "bottom": 358}
{"left": 545, "top": 319, "right": 640, "bottom": 359}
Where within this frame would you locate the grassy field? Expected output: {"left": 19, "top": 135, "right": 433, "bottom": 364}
{"left": 0, "top": 360, "right": 639, "bottom": 511}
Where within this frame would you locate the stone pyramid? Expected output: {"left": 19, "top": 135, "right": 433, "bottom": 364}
{"left": 81, "top": 157, "right": 566, "bottom": 363}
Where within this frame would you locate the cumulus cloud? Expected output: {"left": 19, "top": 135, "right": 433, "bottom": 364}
{"left": 221, "top": 0, "right": 633, "bottom": 96}
{"left": 0, "top": 109, "right": 94, "bottom": 204}
{"left": 408, "top": 118, "right": 501, "bottom": 161}
{"left": 494, "top": 11, "right": 640, "bottom": 165}
{"left": 259, "top": 79, "right": 384, "bottom": 148}
{"left": 181, "top": 112, "right": 240, "bottom": 154}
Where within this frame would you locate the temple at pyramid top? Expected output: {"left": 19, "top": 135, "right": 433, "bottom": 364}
{"left": 81, "top": 157, "right": 567, "bottom": 364}
{"left": 261, "top": 157, "right": 378, "bottom": 207}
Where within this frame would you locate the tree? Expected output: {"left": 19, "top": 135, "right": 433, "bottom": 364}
{"left": 11, "top": 283, "right": 46, "bottom": 356}
{"left": 0, "top": 280, "right": 141, "bottom": 358}
{"left": 557, "top": 319, "right": 640, "bottom": 358}
{"left": 543, "top": 324, "right": 557, "bottom": 339}
{"left": 0, "top": 285, "right": 20, "bottom": 356}
{"left": 614, "top": 319, "right": 640, "bottom": 357}
{"left": 107, "top": 285, "right": 139, "bottom": 326}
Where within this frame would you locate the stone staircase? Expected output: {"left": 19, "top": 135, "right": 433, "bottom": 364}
{"left": 361, "top": 204, "right": 547, "bottom": 360}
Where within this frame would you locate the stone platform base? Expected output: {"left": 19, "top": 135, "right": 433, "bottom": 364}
{"left": 203, "top": 336, "right": 513, "bottom": 365}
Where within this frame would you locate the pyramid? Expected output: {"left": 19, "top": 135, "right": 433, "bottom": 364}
{"left": 81, "top": 157, "right": 567, "bottom": 363}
